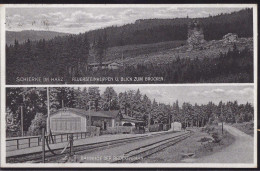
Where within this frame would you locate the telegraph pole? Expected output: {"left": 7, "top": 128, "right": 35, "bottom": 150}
{"left": 47, "top": 87, "right": 50, "bottom": 133}
{"left": 221, "top": 104, "right": 223, "bottom": 134}
{"left": 89, "top": 101, "right": 91, "bottom": 130}
{"left": 148, "top": 110, "right": 151, "bottom": 130}
{"left": 21, "top": 105, "right": 23, "bottom": 137}
{"left": 21, "top": 94, "right": 25, "bottom": 137}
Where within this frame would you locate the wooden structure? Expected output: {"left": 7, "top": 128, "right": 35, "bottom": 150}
{"left": 49, "top": 108, "right": 117, "bottom": 133}
{"left": 49, "top": 108, "right": 145, "bottom": 133}
{"left": 115, "top": 113, "right": 144, "bottom": 127}
{"left": 6, "top": 131, "right": 89, "bottom": 152}
{"left": 88, "top": 61, "right": 123, "bottom": 71}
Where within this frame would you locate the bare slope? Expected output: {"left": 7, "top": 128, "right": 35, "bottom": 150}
{"left": 116, "top": 37, "right": 253, "bottom": 66}
{"left": 88, "top": 40, "right": 186, "bottom": 63}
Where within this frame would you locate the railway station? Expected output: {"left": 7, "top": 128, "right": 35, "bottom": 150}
{"left": 6, "top": 102, "right": 186, "bottom": 163}
{"left": 48, "top": 107, "right": 145, "bottom": 133}
{"left": 6, "top": 105, "right": 187, "bottom": 163}
{"left": 6, "top": 128, "right": 189, "bottom": 163}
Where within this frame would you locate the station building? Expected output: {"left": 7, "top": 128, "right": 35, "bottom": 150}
{"left": 49, "top": 107, "right": 144, "bottom": 133}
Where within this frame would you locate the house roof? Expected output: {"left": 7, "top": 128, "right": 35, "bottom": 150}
{"left": 50, "top": 108, "right": 144, "bottom": 123}
{"left": 50, "top": 107, "right": 118, "bottom": 118}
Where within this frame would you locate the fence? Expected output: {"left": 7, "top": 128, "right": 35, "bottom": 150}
{"left": 6, "top": 131, "right": 91, "bottom": 152}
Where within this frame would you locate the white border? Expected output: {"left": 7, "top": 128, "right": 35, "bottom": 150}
{"left": 0, "top": 4, "right": 258, "bottom": 168}
{"left": 2, "top": 4, "right": 257, "bottom": 8}
{"left": 0, "top": 5, "right": 6, "bottom": 168}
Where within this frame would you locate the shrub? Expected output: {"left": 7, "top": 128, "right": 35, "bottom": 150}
{"left": 212, "top": 132, "right": 221, "bottom": 143}
{"left": 204, "top": 125, "right": 215, "bottom": 133}
{"left": 163, "top": 124, "right": 170, "bottom": 131}
{"left": 198, "top": 137, "right": 212, "bottom": 142}
{"left": 86, "top": 126, "right": 100, "bottom": 136}
{"left": 28, "top": 113, "right": 46, "bottom": 136}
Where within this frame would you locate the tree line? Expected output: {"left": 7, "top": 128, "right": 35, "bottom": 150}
{"left": 85, "top": 8, "right": 252, "bottom": 46}
{"left": 125, "top": 45, "right": 253, "bottom": 83}
{"left": 71, "top": 45, "right": 253, "bottom": 83}
{"left": 6, "top": 87, "right": 254, "bottom": 137}
{"left": 6, "top": 9, "right": 253, "bottom": 84}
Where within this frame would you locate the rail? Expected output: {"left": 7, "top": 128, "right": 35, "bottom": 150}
{"left": 6, "top": 131, "right": 90, "bottom": 151}
{"left": 113, "top": 131, "right": 191, "bottom": 163}
{"left": 6, "top": 130, "right": 175, "bottom": 163}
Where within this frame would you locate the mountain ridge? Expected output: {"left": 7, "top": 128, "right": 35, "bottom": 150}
{"left": 6, "top": 30, "right": 72, "bottom": 45}
{"left": 6, "top": 8, "right": 253, "bottom": 48}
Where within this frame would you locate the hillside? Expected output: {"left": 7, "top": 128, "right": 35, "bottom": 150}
{"left": 88, "top": 40, "right": 186, "bottom": 63}
{"left": 88, "top": 36, "right": 253, "bottom": 66}
{"left": 85, "top": 8, "right": 252, "bottom": 47}
{"left": 6, "top": 30, "right": 72, "bottom": 45}
{"left": 5, "top": 8, "right": 254, "bottom": 84}
{"left": 118, "top": 37, "right": 253, "bottom": 66}
{"left": 83, "top": 39, "right": 253, "bottom": 84}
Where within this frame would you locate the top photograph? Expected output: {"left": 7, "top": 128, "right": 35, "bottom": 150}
{"left": 4, "top": 5, "right": 255, "bottom": 85}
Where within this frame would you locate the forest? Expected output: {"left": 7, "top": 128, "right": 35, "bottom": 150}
{"left": 84, "top": 8, "right": 253, "bottom": 46}
{"left": 81, "top": 45, "right": 253, "bottom": 83}
{"left": 6, "top": 87, "right": 254, "bottom": 137}
{"left": 6, "top": 9, "right": 253, "bottom": 84}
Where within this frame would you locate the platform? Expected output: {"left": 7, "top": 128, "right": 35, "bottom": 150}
{"left": 6, "top": 130, "right": 177, "bottom": 158}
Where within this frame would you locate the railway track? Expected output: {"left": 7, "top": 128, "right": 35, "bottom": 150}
{"left": 6, "top": 131, "right": 176, "bottom": 163}
{"left": 113, "top": 131, "right": 191, "bottom": 163}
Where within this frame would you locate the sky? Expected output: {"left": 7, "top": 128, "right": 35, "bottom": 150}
{"left": 6, "top": 6, "right": 245, "bottom": 34}
{"left": 97, "top": 85, "right": 254, "bottom": 106}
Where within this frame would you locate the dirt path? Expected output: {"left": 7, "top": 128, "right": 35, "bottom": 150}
{"left": 193, "top": 124, "right": 254, "bottom": 163}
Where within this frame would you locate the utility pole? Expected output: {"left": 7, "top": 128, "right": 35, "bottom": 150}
{"left": 168, "top": 104, "right": 171, "bottom": 128}
{"left": 47, "top": 87, "right": 50, "bottom": 134}
{"left": 21, "top": 105, "right": 23, "bottom": 137}
{"left": 42, "top": 128, "right": 45, "bottom": 163}
{"left": 221, "top": 104, "right": 223, "bottom": 134}
{"left": 89, "top": 101, "right": 91, "bottom": 130}
{"left": 21, "top": 94, "right": 25, "bottom": 137}
{"left": 148, "top": 109, "right": 151, "bottom": 130}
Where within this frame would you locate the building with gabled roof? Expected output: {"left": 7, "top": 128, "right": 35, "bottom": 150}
{"left": 88, "top": 61, "right": 123, "bottom": 71}
{"left": 49, "top": 107, "right": 144, "bottom": 133}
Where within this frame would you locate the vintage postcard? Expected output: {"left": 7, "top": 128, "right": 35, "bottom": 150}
{"left": 2, "top": 4, "right": 257, "bottom": 84}
{"left": 0, "top": 4, "right": 258, "bottom": 169}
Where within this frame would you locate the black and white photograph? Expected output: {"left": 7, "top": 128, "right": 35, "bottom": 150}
{"left": 0, "top": 4, "right": 258, "bottom": 169}
{"left": 4, "top": 85, "right": 256, "bottom": 166}
{"left": 4, "top": 5, "right": 255, "bottom": 84}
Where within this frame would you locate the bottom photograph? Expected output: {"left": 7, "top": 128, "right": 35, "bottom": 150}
{"left": 4, "top": 85, "right": 255, "bottom": 166}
